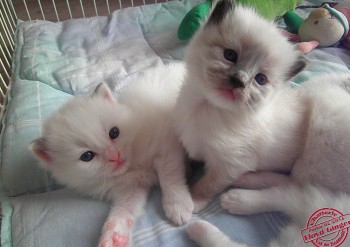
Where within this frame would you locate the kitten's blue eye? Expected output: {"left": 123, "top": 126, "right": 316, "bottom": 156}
{"left": 109, "top": 127, "right": 120, "bottom": 139}
{"left": 255, "top": 73, "right": 268, "bottom": 85}
{"left": 80, "top": 151, "right": 95, "bottom": 162}
{"left": 223, "top": 49, "right": 238, "bottom": 63}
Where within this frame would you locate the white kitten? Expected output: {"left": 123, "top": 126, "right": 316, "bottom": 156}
{"left": 30, "top": 63, "right": 193, "bottom": 247}
{"left": 176, "top": 0, "right": 350, "bottom": 246}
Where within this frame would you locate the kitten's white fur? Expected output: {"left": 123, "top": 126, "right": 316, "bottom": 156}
{"left": 187, "top": 184, "right": 350, "bottom": 247}
{"left": 30, "top": 63, "right": 193, "bottom": 247}
{"left": 174, "top": 0, "right": 350, "bottom": 246}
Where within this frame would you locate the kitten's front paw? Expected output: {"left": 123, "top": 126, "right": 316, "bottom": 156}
{"left": 163, "top": 192, "right": 194, "bottom": 225}
{"left": 220, "top": 189, "right": 257, "bottom": 215}
{"left": 98, "top": 219, "right": 133, "bottom": 247}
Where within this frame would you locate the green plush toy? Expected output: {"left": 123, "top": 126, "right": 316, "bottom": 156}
{"left": 177, "top": 0, "right": 212, "bottom": 41}
{"left": 177, "top": 0, "right": 301, "bottom": 41}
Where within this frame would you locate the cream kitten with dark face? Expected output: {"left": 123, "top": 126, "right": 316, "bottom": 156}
{"left": 175, "top": 1, "right": 350, "bottom": 246}
{"left": 184, "top": 0, "right": 305, "bottom": 115}
{"left": 30, "top": 63, "right": 193, "bottom": 247}
{"left": 174, "top": 0, "right": 306, "bottom": 212}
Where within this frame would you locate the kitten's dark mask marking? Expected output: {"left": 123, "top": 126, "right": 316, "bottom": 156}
{"left": 206, "top": 0, "right": 235, "bottom": 26}
{"left": 286, "top": 56, "right": 307, "bottom": 80}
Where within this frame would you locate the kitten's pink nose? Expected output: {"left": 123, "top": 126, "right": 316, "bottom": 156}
{"left": 105, "top": 149, "right": 125, "bottom": 172}
{"left": 105, "top": 148, "right": 121, "bottom": 162}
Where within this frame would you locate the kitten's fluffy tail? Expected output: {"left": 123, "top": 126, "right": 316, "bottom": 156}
{"left": 187, "top": 185, "right": 350, "bottom": 247}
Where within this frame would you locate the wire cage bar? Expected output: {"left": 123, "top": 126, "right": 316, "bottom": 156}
{"left": 0, "top": 0, "right": 169, "bottom": 125}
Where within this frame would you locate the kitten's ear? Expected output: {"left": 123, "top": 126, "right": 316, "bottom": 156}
{"left": 29, "top": 138, "right": 52, "bottom": 165}
{"left": 92, "top": 83, "right": 115, "bottom": 102}
{"left": 286, "top": 56, "right": 307, "bottom": 80}
{"left": 206, "top": 0, "right": 235, "bottom": 26}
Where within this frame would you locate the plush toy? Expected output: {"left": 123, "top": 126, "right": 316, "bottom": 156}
{"left": 177, "top": 0, "right": 212, "bottom": 41}
{"left": 335, "top": 0, "right": 350, "bottom": 49}
{"left": 283, "top": 3, "right": 350, "bottom": 53}
{"left": 177, "top": 0, "right": 301, "bottom": 41}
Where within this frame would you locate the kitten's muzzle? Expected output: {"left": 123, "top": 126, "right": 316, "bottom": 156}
{"left": 229, "top": 76, "right": 245, "bottom": 89}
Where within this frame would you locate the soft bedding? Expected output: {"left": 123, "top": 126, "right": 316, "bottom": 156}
{"left": 1, "top": 0, "right": 350, "bottom": 246}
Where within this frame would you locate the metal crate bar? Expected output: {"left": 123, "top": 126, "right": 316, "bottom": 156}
{"left": 22, "top": 0, "right": 31, "bottom": 20}
{"left": 65, "top": 0, "right": 73, "bottom": 19}
{"left": 52, "top": 0, "right": 60, "bottom": 22}
{"left": 93, "top": 0, "right": 99, "bottom": 16}
{"left": 106, "top": 0, "right": 111, "bottom": 14}
{"left": 37, "top": 0, "right": 46, "bottom": 20}
{"left": 0, "top": 12, "right": 14, "bottom": 45}
{"left": 0, "top": 1, "right": 15, "bottom": 35}
{"left": 0, "top": 33, "right": 12, "bottom": 60}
